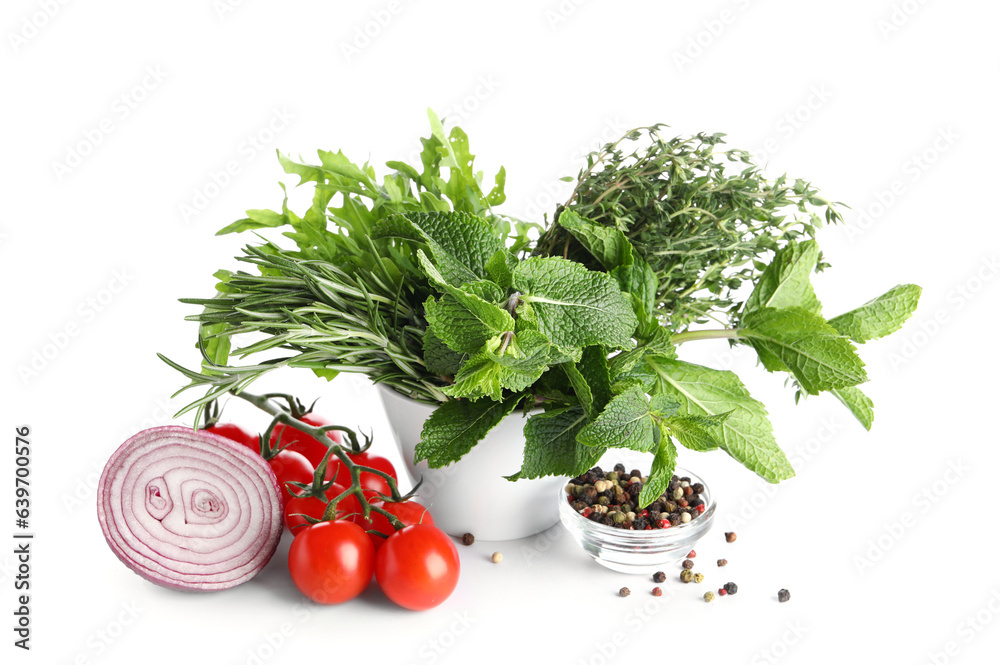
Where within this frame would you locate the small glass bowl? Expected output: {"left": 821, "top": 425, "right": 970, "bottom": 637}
{"left": 557, "top": 467, "right": 717, "bottom": 574}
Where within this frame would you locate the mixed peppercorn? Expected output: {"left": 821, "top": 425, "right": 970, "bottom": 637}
{"left": 566, "top": 464, "right": 706, "bottom": 529}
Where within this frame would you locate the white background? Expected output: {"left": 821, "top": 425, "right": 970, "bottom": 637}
{"left": 2, "top": 1, "right": 999, "bottom": 664}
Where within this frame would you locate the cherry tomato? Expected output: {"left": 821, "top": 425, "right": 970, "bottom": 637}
{"left": 289, "top": 521, "right": 375, "bottom": 604}
{"left": 351, "top": 500, "right": 434, "bottom": 551}
{"left": 375, "top": 524, "right": 460, "bottom": 610}
{"left": 267, "top": 450, "right": 314, "bottom": 505}
{"left": 270, "top": 414, "right": 343, "bottom": 468}
{"left": 205, "top": 423, "right": 260, "bottom": 454}
{"left": 284, "top": 483, "right": 362, "bottom": 534}
{"left": 327, "top": 452, "right": 398, "bottom": 497}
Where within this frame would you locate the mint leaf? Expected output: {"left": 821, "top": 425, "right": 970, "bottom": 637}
{"left": 609, "top": 327, "right": 676, "bottom": 379}
{"left": 557, "top": 209, "right": 632, "bottom": 270}
{"left": 664, "top": 414, "right": 727, "bottom": 452}
{"left": 564, "top": 345, "right": 614, "bottom": 421}
{"left": 506, "top": 406, "right": 600, "bottom": 480}
{"left": 644, "top": 357, "right": 794, "bottom": 483}
{"left": 577, "top": 386, "right": 658, "bottom": 453}
{"left": 416, "top": 394, "right": 521, "bottom": 468}
{"left": 373, "top": 211, "right": 504, "bottom": 286}
{"left": 637, "top": 436, "right": 678, "bottom": 508}
{"left": 422, "top": 328, "right": 466, "bottom": 376}
{"left": 828, "top": 284, "right": 922, "bottom": 343}
{"left": 513, "top": 257, "right": 638, "bottom": 349}
{"left": 485, "top": 250, "right": 517, "bottom": 290}
{"left": 443, "top": 331, "right": 551, "bottom": 401}
{"left": 742, "top": 307, "right": 868, "bottom": 394}
{"left": 612, "top": 258, "right": 658, "bottom": 321}
{"left": 831, "top": 385, "right": 875, "bottom": 431}
{"left": 745, "top": 241, "right": 822, "bottom": 315}
{"left": 561, "top": 362, "right": 596, "bottom": 420}
{"left": 424, "top": 291, "right": 514, "bottom": 354}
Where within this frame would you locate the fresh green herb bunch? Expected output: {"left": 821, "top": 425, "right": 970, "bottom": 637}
{"left": 168, "top": 114, "right": 921, "bottom": 506}
{"left": 182, "top": 111, "right": 535, "bottom": 406}
{"left": 535, "top": 127, "right": 842, "bottom": 331}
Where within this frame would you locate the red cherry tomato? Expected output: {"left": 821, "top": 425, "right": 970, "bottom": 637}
{"left": 351, "top": 500, "right": 434, "bottom": 551}
{"left": 284, "top": 483, "right": 362, "bottom": 534}
{"left": 327, "top": 452, "right": 398, "bottom": 497}
{"left": 270, "top": 414, "right": 343, "bottom": 468}
{"left": 267, "top": 450, "right": 314, "bottom": 505}
{"left": 375, "top": 524, "right": 460, "bottom": 611}
{"left": 289, "top": 521, "right": 375, "bottom": 604}
{"left": 205, "top": 423, "right": 260, "bottom": 454}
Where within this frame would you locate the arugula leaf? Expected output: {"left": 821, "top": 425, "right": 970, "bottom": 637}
{"left": 577, "top": 386, "right": 658, "bottom": 453}
{"left": 557, "top": 210, "right": 633, "bottom": 270}
{"left": 828, "top": 284, "right": 922, "bottom": 343}
{"left": 637, "top": 436, "right": 678, "bottom": 508}
{"left": 506, "top": 406, "right": 601, "bottom": 480}
{"left": 744, "top": 240, "right": 822, "bottom": 315}
{"left": 831, "top": 385, "right": 875, "bottom": 431}
{"left": 643, "top": 357, "right": 794, "bottom": 483}
{"left": 741, "top": 307, "right": 868, "bottom": 394}
{"left": 373, "top": 211, "right": 504, "bottom": 286}
{"left": 513, "top": 257, "right": 638, "bottom": 350}
{"left": 416, "top": 394, "right": 521, "bottom": 468}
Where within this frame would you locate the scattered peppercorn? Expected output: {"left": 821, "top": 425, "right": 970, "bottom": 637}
{"left": 778, "top": 589, "right": 791, "bottom": 603}
{"left": 682, "top": 559, "right": 694, "bottom": 570}
{"left": 725, "top": 532, "right": 737, "bottom": 543}
{"left": 717, "top": 559, "right": 728, "bottom": 567}
{"left": 491, "top": 552, "right": 503, "bottom": 564}
{"left": 686, "top": 550, "right": 696, "bottom": 558}
{"left": 653, "top": 571, "right": 666, "bottom": 583}
{"left": 718, "top": 588, "right": 727, "bottom": 596}
{"left": 619, "top": 586, "right": 631, "bottom": 597}
{"left": 461, "top": 533, "right": 475, "bottom": 546}
{"left": 694, "top": 573, "right": 704, "bottom": 584}
{"left": 723, "top": 582, "right": 737, "bottom": 595}
{"left": 680, "top": 570, "right": 694, "bottom": 583}
{"left": 652, "top": 587, "right": 663, "bottom": 597}
{"left": 704, "top": 591, "right": 715, "bottom": 603}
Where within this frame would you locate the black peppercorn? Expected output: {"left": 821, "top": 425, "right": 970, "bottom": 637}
{"left": 723, "top": 582, "right": 738, "bottom": 595}
{"left": 614, "top": 463, "right": 626, "bottom": 474}
{"left": 653, "top": 571, "right": 666, "bottom": 583}
{"left": 682, "top": 559, "right": 694, "bottom": 570}
{"left": 692, "top": 483, "right": 705, "bottom": 494}
{"left": 680, "top": 476, "right": 691, "bottom": 484}
{"left": 717, "top": 559, "right": 728, "bottom": 567}
{"left": 778, "top": 589, "right": 790, "bottom": 603}
{"left": 588, "top": 511, "right": 603, "bottom": 522}
{"left": 591, "top": 466, "right": 604, "bottom": 478}
{"left": 619, "top": 587, "right": 630, "bottom": 597}
{"left": 627, "top": 483, "right": 642, "bottom": 499}
{"left": 461, "top": 533, "right": 474, "bottom": 546}
{"left": 634, "top": 517, "right": 649, "bottom": 530}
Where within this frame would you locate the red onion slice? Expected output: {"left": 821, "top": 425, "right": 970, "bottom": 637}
{"left": 98, "top": 425, "right": 283, "bottom": 591}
